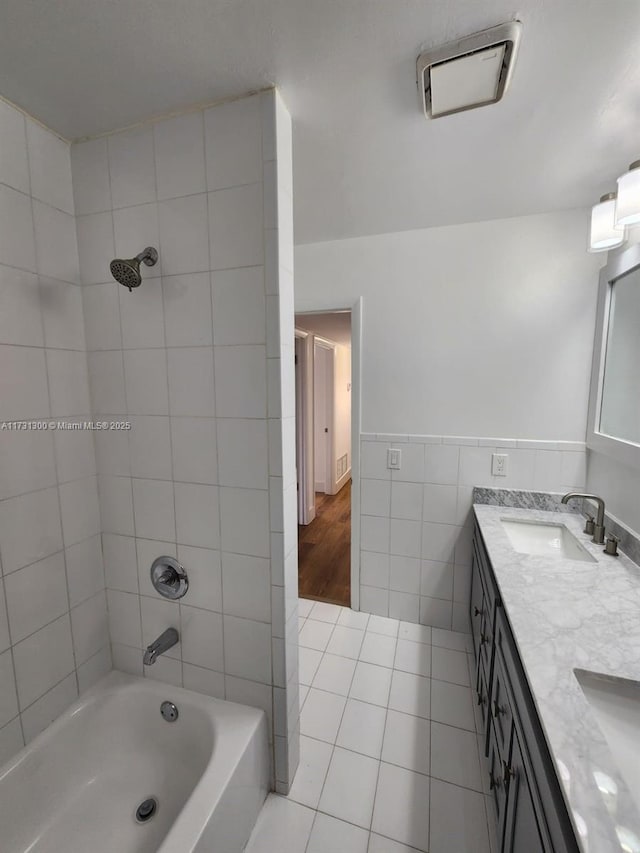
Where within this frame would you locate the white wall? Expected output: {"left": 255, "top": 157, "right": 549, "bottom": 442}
{"left": 296, "top": 209, "right": 603, "bottom": 439}
{"left": 296, "top": 209, "right": 602, "bottom": 627}
{"left": 0, "top": 98, "right": 108, "bottom": 763}
{"left": 334, "top": 343, "right": 351, "bottom": 480}
{"left": 71, "top": 89, "right": 299, "bottom": 791}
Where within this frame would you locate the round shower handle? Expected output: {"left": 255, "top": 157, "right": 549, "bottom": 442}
{"left": 151, "top": 556, "right": 189, "bottom": 600}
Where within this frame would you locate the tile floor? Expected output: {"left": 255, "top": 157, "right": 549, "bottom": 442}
{"left": 245, "top": 599, "right": 496, "bottom": 853}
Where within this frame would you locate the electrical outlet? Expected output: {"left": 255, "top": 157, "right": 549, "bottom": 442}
{"left": 492, "top": 453, "right": 508, "bottom": 477}
{"left": 388, "top": 448, "right": 402, "bottom": 470}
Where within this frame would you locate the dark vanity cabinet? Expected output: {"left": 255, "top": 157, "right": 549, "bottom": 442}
{"left": 470, "top": 523, "right": 580, "bottom": 853}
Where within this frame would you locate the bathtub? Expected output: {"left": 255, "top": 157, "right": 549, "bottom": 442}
{"left": 0, "top": 671, "right": 270, "bottom": 853}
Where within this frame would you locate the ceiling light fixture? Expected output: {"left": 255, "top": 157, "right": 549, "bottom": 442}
{"left": 615, "top": 161, "right": 640, "bottom": 227}
{"left": 589, "top": 192, "right": 626, "bottom": 252}
{"left": 416, "top": 21, "right": 522, "bottom": 120}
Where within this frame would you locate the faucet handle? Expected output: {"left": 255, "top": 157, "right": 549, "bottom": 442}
{"left": 603, "top": 534, "right": 620, "bottom": 557}
{"left": 584, "top": 515, "right": 595, "bottom": 536}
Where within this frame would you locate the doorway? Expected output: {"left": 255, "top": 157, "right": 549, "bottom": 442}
{"left": 295, "top": 311, "right": 352, "bottom": 606}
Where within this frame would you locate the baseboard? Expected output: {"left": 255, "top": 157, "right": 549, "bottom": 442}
{"left": 335, "top": 468, "right": 352, "bottom": 492}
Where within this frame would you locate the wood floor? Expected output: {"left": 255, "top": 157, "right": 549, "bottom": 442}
{"left": 298, "top": 480, "right": 351, "bottom": 606}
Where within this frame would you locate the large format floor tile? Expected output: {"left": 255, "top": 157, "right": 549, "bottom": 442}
{"left": 248, "top": 598, "right": 489, "bottom": 853}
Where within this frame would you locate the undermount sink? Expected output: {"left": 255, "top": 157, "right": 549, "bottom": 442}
{"left": 575, "top": 669, "right": 640, "bottom": 810}
{"left": 500, "top": 519, "right": 596, "bottom": 563}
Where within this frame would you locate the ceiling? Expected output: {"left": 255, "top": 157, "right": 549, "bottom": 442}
{"left": 296, "top": 312, "right": 352, "bottom": 347}
{"left": 2, "top": 0, "right": 640, "bottom": 244}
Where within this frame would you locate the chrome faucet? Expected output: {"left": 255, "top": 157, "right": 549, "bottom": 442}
{"left": 561, "top": 493, "right": 606, "bottom": 544}
{"left": 143, "top": 627, "right": 179, "bottom": 666}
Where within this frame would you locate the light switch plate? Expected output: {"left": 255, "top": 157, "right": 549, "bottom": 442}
{"left": 388, "top": 448, "right": 402, "bottom": 470}
{"left": 492, "top": 453, "right": 508, "bottom": 477}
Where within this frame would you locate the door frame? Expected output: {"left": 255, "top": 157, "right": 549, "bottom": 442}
{"left": 293, "top": 299, "right": 363, "bottom": 612}
{"left": 313, "top": 336, "right": 337, "bottom": 495}
{"left": 294, "top": 330, "right": 315, "bottom": 525}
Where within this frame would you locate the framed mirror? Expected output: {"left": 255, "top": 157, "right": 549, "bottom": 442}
{"left": 587, "top": 243, "right": 640, "bottom": 469}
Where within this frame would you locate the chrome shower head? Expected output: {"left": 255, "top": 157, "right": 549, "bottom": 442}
{"left": 110, "top": 247, "right": 158, "bottom": 291}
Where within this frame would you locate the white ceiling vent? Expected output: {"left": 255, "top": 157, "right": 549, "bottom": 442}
{"left": 417, "top": 21, "right": 522, "bottom": 119}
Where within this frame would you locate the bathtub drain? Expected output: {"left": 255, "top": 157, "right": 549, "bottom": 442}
{"left": 135, "top": 797, "right": 158, "bottom": 823}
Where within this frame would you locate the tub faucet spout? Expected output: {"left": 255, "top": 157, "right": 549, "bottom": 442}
{"left": 144, "top": 627, "right": 179, "bottom": 666}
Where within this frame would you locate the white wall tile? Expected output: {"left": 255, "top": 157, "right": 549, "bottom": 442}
{"left": 389, "top": 591, "right": 420, "bottom": 622}
{"left": 391, "top": 482, "right": 423, "bottom": 521}
{"left": 361, "top": 441, "right": 391, "bottom": 480}
{"left": 0, "top": 185, "right": 36, "bottom": 272}
{"left": 361, "top": 551, "right": 390, "bottom": 588}
{"left": 26, "top": 121, "right": 73, "bottom": 214}
{"left": 217, "top": 419, "right": 268, "bottom": 489}
{"left": 33, "top": 202, "right": 79, "bottom": 284}
{"left": 177, "top": 545, "right": 222, "bottom": 612}
{"left": 113, "top": 203, "right": 162, "bottom": 277}
{"left": 71, "top": 590, "right": 108, "bottom": 664}
{"left": 76, "top": 213, "right": 114, "bottom": 285}
{"left": 77, "top": 645, "right": 111, "bottom": 693}
{"left": 389, "top": 555, "right": 421, "bottom": 594}
{"left": 424, "top": 444, "right": 460, "bottom": 485}
{"left": 53, "top": 420, "right": 97, "bottom": 483}
{"left": 140, "top": 596, "right": 180, "bottom": 658}
{"left": 180, "top": 605, "right": 223, "bottom": 670}
{"left": 205, "top": 95, "right": 262, "bottom": 191}
{"left": 0, "top": 584, "right": 11, "bottom": 653}
{"left": 59, "top": 476, "right": 100, "bottom": 547}
{"left": 0, "top": 425, "right": 56, "bottom": 500}
{"left": 71, "top": 138, "right": 111, "bottom": 215}
{"left": 223, "top": 615, "right": 271, "bottom": 683}
{"left": 65, "top": 535, "right": 104, "bottom": 606}
{"left": 0, "top": 100, "right": 29, "bottom": 193}
{"left": 361, "top": 515, "right": 389, "bottom": 554}
{"left": 158, "top": 194, "right": 209, "bottom": 275}
{"left": 21, "top": 673, "right": 77, "bottom": 743}
{"left": 107, "top": 589, "right": 142, "bottom": 649}
{"left": 83, "top": 284, "right": 122, "bottom": 351}
{"left": 132, "top": 477, "right": 175, "bottom": 541}
{"left": 390, "top": 519, "right": 422, "bottom": 559}
{"left": 183, "top": 663, "right": 224, "bottom": 697}
{"left": 0, "top": 267, "right": 43, "bottom": 346}
{"left": 167, "top": 347, "right": 215, "bottom": 416}
{"left": 175, "top": 482, "right": 220, "bottom": 549}
{"left": 422, "top": 483, "right": 458, "bottom": 525}
{"left": 0, "top": 651, "right": 20, "bottom": 728}
{"left": 98, "top": 475, "right": 134, "bottom": 535}
{"left": 220, "top": 487, "right": 270, "bottom": 557}
{"left": 171, "top": 417, "right": 218, "bottom": 484}
{"left": 360, "top": 585, "right": 389, "bottom": 617}
{"left": 40, "top": 278, "right": 85, "bottom": 350}
{"left": 108, "top": 126, "right": 156, "bottom": 209}
{"left": 361, "top": 479, "right": 391, "bottom": 517}
{"left": 46, "top": 349, "right": 91, "bottom": 416}
{"left": 214, "top": 345, "right": 267, "bottom": 418}
{"left": 222, "top": 553, "right": 271, "bottom": 622}
{"left": 163, "top": 272, "right": 212, "bottom": 346}
{"left": 94, "top": 423, "right": 130, "bottom": 476}
{"left": 154, "top": 112, "right": 205, "bottom": 201}
{"left": 211, "top": 265, "right": 265, "bottom": 345}
{"left": 13, "top": 614, "right": 75, "bottom": 709}
{"left": 4, "top": 552, "right": 68, "bottom": 643}
{"left": 129, "top": 415, "right": 172, "bottom": 480}
{"left": 209, "top": 183, "right": 263, "bottom": 270}
{"left": 124, "top": 349, "right": 169, "bottom": 414}
{"left": 0, "top": 487, "right": 62, "bottom": 574}
{"left": 420, "top": 560, "right": 454, "bottom": 600}
{"left": 421, "top": 522, "right": 459, "bottom": 563}
{"left": 88, "top": 351, "right": 127, "bottom": 413}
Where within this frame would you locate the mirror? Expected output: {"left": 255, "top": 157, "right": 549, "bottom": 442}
{"left": 599, "top": 266, "right": 640, "bottom": 445}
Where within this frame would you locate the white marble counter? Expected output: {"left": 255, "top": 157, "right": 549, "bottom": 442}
{"left": 474, "top": 503, "right": 640, "bottom": 853}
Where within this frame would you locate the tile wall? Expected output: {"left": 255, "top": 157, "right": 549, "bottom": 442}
{"left": 0, "top": 98, "right": 109, "bottom": 763}
{"left": 359, "top": 433, "right": 587, "bottom": 632}
{"left": 72, "top": 90, "right": 298, "bottom": 789}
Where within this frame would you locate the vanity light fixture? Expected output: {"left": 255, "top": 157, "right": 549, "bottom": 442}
{"left": 589, "top": 192, "right": 626, "bottom": 252}
{"left": 615, "top": 160, "right": 640, "bottom": 227}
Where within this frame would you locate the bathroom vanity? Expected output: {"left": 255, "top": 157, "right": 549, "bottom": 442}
{"left": 471, "top": 501, "right": 640, "bottom": 853}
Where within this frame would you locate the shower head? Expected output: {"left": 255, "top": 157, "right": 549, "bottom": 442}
{"left": 110, "top": 247, "right": 158, "bottom": 291}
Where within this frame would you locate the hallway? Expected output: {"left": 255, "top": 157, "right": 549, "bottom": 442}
{"left": 298, "top": 482, "right": 351, "bottom": 606}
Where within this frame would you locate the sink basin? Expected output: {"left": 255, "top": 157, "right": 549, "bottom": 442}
{"left": 500, "top": 519, "right": 596, "bottom": 562}
{"left": 575, "top": 669, "right": 640, "bottom": 810}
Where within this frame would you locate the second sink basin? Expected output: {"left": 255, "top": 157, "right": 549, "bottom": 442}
{"left": 501, "top": 519, "right": 596, "bottom": 563}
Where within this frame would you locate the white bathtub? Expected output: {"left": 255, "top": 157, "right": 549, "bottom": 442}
{"left": 0, "top": 671, "right": 270, "bottom": 853}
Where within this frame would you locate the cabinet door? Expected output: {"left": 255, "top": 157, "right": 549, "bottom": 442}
{"left": 487, "top": 719, "right": 508, "bottom": 848}
{"left": 491, "top": 648, "right": 514, "bottom": 762}
{"left": 470, "top": 550, "right": 485, "bottom": 662}
{"left": 503, "top": 726, "right": 553, "bottom": 853}
{"left": 476, "top": 658, "right": 490, "bottom": 748}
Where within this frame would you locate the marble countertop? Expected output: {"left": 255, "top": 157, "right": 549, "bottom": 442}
{"left": 474, "top": 503, "right": 640, "bottom": 853}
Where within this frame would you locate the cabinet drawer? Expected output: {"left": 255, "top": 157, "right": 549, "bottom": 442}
{"left": 473, "top": 524, "right": 501, "bottom": 631}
